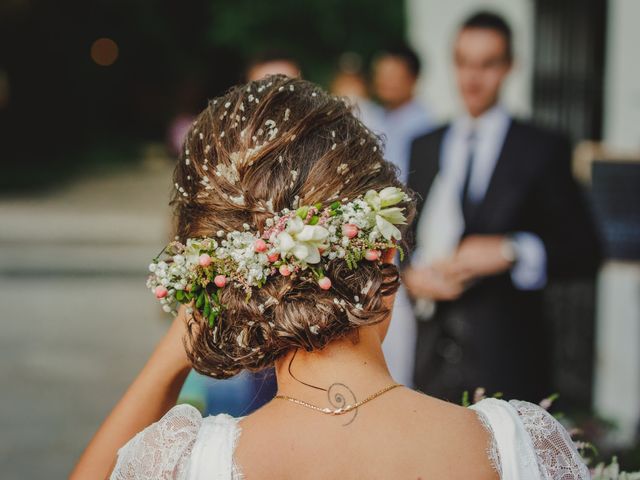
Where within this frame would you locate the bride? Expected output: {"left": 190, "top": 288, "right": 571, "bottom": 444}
{"left": 71, "top": 75, "right": 589, "bottom": 479}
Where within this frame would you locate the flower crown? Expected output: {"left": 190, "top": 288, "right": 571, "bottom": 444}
{"left": 147, "top": 187, "right": 410, "bottom": 327}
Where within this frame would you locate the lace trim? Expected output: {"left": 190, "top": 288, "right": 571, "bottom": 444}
{"left": 509, "top": 400, "right": 590, "bottom": 480}
{"left": 472, "top": 409, "right": 503, "bottom": 477}
{"left": 231, "top": 418, "right": 245, "bottom": 480}
{"left": 111, "top": 404, "right": 202, "bottom": 480}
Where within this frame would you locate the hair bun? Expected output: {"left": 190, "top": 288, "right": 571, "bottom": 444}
{"left": 169, "top": 75, "right": 415, "bottom": 378}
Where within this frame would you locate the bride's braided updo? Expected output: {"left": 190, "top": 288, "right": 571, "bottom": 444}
{"left": 171, "top": 74, "right": 415, "bottom": 378}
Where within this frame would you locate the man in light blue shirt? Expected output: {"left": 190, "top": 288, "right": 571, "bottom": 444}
{"left": 371, "top": 45, "right": 433, "bottom": 182}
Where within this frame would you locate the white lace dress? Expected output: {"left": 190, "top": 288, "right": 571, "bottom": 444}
{"left": 111, "top": 398, "right": 589, "bottom": 479}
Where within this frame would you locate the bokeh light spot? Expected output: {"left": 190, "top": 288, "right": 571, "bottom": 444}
{"left": 91, "top": 38, "right": 119, "bottom": 66}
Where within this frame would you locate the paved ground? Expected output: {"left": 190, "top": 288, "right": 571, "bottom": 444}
{"left": 0, "top": 158, "right": 177, "bottom": 479}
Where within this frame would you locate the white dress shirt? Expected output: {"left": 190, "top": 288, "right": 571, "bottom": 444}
{"left": 415, "top": 105, "right": 547, "bottom": 290}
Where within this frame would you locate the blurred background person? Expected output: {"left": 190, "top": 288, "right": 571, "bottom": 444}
{"left": 330, "top": 52, "right": 382, "bottom": 130}
{"left": 372, "top": 44, "right": 433, "bottom": 183}
{"left": 369, "top": 44, "right": 434, "bottom": 388}
{"left": 404, "top": 11, "right": 602, "bottom": 403}
{"left": 245, "top": 49, "right": 301, "bottom": 81}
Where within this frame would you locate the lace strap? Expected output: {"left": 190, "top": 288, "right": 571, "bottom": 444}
{"left": 470, "top": 398, "right": 541, "bottom": 480}
{"left": 509, "top": 400, "right": 590, "bottom": 480}
{"left": 111, "top": 403, "right": 203, "bottom": 480}
{"left": 472, "top": 407, "right": 503, "bottom": 477}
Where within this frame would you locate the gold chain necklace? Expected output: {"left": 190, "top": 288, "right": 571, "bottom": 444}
{"left": 274, "top": 384, "right": 402, "bottom": 415}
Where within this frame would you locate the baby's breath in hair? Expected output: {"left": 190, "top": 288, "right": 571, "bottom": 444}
{"left": 169, "top": 75, "right": 415, "bottom": 379}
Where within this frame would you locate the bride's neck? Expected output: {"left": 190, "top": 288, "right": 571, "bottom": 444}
{"left": 273, "top": 323, "right": 395, "bottom": 400}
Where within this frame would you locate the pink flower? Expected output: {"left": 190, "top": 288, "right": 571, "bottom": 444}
{"left": 318, "top": 277, "right": 332, "bottom": 290}
{"left": 267, "top": 252, "right": 280, "bottom": 263}
{"left": 342, "top": 223, "right": 358, "bottom": 239}
{"left": 155, "top": 286, "right": 168, "bottom": 299}
{"left": 199, "top": 254, "right": 212, "bottom": 267}
{"left": 254, "top": 239, "right": 267, "bottom": 252}
{"left": 214, "top": 275, "right": 227, "bottom": 288}
{"left": 279, "top": 265, "right": 291, "bottom": 276}
{"left": 365, "top": 249, "right": 381, "bottom": 261}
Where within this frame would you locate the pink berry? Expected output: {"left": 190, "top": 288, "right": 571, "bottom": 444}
{"left": 267, "top": 252, "right": 280, "bottom": 262}
{"left": 342, "top": 223, "right": 358, "bottom": 239}
{"left": 199, "top": 254, "right": 212, "bottom": 267}
{"left": 365, "top": 249, "right": 381, "bottom": 261}
{"left": 214, "top": 275, "right": 227, "bottom": 288}
{"left": 279, "top": 265, "right": 291, "bottom": 276}
{"left": 318, "top": 277, "right": 332, "bottom": 290}
{"left": 254, "top": 239, "right": 267, "bottom": 252}
{"left": 155, "top": 286, "right": 168, "bottom": 299}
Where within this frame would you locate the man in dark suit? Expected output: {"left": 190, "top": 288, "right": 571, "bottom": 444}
{"left": 403, "top": 11, "right": 601, "bottom": 402}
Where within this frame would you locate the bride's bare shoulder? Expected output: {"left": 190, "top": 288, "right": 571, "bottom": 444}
{"left": 392, "top": 388, "right": 499, "bottom": 477}
{"left": 397, "top": 386, "right": 478, "bottom": 420}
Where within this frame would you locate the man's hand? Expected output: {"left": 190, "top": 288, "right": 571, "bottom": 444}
{"left": 403, "top": 264, "right": 466, "bottom": 301}
{"left": 451, "top": 234, "right": 514, "bottom": 283}
{"left": 402, "top": 235, "right": 515, "bottom": 302}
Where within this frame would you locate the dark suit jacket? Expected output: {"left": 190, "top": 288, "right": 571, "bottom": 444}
{"left": 407, "top": 120, "right": 602, "bottom": 402}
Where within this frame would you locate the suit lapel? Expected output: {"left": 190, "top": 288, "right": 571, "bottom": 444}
{"left": 465, "top": 121, "right": 522, "bottom": 233}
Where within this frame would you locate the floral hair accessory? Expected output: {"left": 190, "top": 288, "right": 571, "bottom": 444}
{"left": 147, "top": 187, "right": 410, "bottom": 326}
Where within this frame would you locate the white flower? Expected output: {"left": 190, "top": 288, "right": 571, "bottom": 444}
{"left": 378, "top": 186, "right": 406, "bottom": 207}
{"left": 364, "top": 187, "right": 407, "bottom": 240}
{"left": 375, "top": 213, "right": 402, "bottom": 241}
{"left": 276, "top": 216, "right": 329, "bottom": 264}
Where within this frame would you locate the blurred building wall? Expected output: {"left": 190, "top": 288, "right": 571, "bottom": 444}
{"left": 407, "top": 0, "right": 534, "bottom": 122}
{"left": 597, "top": 0, "right": 640, "bottom": 448}
{"left": 604, "top": 0, "right": 640, "bottom": 151}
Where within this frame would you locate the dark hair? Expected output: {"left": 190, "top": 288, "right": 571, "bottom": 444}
{"left": 377, "top": 44, "right": 422, "bottom": 77}
{"left": 172, "top": 75, "right": 415, "bottom": 378}
{"left": 461, "top": 11, "right": 513, "bottom": 61}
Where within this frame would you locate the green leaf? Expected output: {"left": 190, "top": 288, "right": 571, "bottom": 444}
{"left": 308, "top": 215, "right": 319, "bottom": 225}
{"left": 203, "top": 302, "right": 211, "bottom": 318}
{"left": 296, "top": 206, "right": 309, "bottom": 220}
{"left": 208, "top": 310, "right": 217, "bottom": 328}
{"left": 461, "top": 390, "right": 470, "bottom": 407}
{"left": 314, "top": 202, "right": 323, "bottom": 210}
{"left": 196, "top": 292, "right": 205, "bottom": 309}
{"left": 330, "top": 201, "right": 341, "bottom": 210}
{"left": 175, "top": 290, "right": 185, "bottom": 302}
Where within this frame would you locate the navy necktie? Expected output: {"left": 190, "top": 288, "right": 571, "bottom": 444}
{"left": 461, "top": 129, "right": 477, "bottom": 226}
